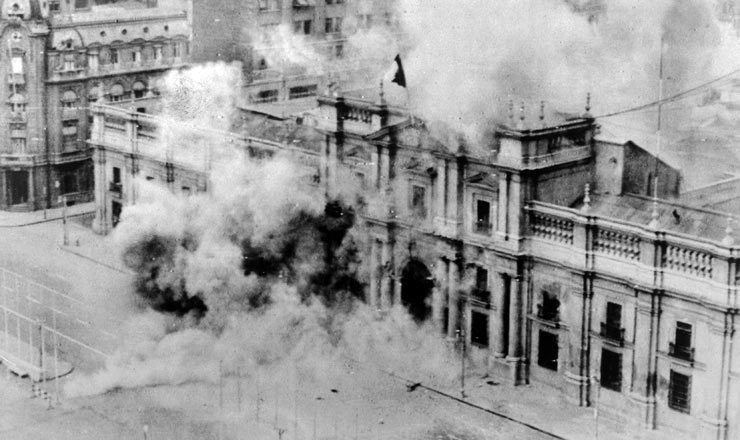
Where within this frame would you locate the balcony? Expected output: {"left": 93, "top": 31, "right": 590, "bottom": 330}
{"left": 600, "top": 322, "right": 625, "bottom": 346}
{"left": 7, "top": 73, "right": 25, "bottom": 85}
{"left": 473, "top": 220, "right": 492, "bottom": 235}
{"left": 669, "top": 342, "right": 694, "bottom": 363}
{"left": 493, "top": 145, "right": 591, "bottom": 170}
{"left": 109, "top": 181, "right": 122, "bottom": 196}
{"left": 536, "top": 304, "right": 560, "bottom": 324}
{"left": 470, "top": 288, "right": 490, "bottom": 308}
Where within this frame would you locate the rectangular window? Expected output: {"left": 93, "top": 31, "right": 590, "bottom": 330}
{"left": 670, "top": 321, "right": 694, "bottom": 361}
{"left": 110, "top": 49, "right": 119, "bottom": 65}
{"left": 334, "top": 43, "right": 343, "bottom": 59}
{"left": 668, "top": 370, "right": 691, "bottom": 413}
{"left": 173, "top": 44, "right": 181, "bottom": 58}
{"left": 112, "top": 167, "right": 121, "bottom": 184}
{"left": 601, "top": 302, "right": 624, "bottom": 343}
{"left": 11, "top": 138, "right": 26, "bottom": 153}
{"left": 75, "top": 0, "right": 88, "bottom": 9}
{"left": 410, "top": 185, "right": 426, "bottom": 218}
{"left": 256, "top": 89, "right": 278, "bottom": 103}
{"left": 49, "top": 0, "right": 60, "bottom": 12}
{"left": 475, "top": 199, "right": 491, "bottom": 233}
{"left": 131, "top": 50, "right": 141, "bottom": 63}
{"left": 325, "top": 17, "right": 342, "bottom": 33}
{"left": 472, "top": 267, "right": 490, "bottom": 304}
{"left": 295, "top": 20, "right": 312, "bottom": 35}
{"left": 11, "top": 56, "right": 23, "bottom": 74}
{"left": 538, "top": 331, "right": 559, "bottom": 370}
{"left": 288, "top": 84, "right": 317, "bottom": 99}
{"left": 600, "top": 348, "right": 622, "bottom": 392}
{"left": 470, "top": 311, "right": 489, "bottom": 347}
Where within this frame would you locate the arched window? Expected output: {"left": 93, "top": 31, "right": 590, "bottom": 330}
{"left": 61, "top": 90, "right": 77, "bottom": 109}
{"left": 8, "top": 93, "right": 27, "bottom": 113}
{"left": 132, "top": 81, "right": 147, "bottom": 99}
{"left": 88, "top": 85, "right": 101, "bottom": 102}
{"left": 109, "top": 84, "right": 124, "bottom": 102}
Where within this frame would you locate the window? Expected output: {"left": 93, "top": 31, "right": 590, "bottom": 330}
{"left": 288, "top": 84, "right": 317, "bottom": 99}
{"left": 475, "top": 199, "right": 491, "bottom": 233}
{"left": 11, "top": 56, "right": 23, "bottom": 74}
{"left": 410, "top": 185, "right": 426, "bottom": 218}
{"left": 601, "top": 302, "right": 624, "bottom": 344}
{"left": 668, "top": 370, "right": 691, "bottom": 413}
{"left": 670, "top": 322, "right": 694, "bottom": 361}
{"left": 133, "top": 81, "right": 147, "bottom": 99}
{"left": 472, "top": 267, "right": 490, "bottom": 304}
{"left": 49, "top": 0, "right": 60, "bottom": 12}
{"left": 61, "top": 90, "right": 77, "bottom": 109}
{"left": 110, "top": 48, "right": 119, "bottom": 65}
{"left": 9, "top": 94, "right": 27, "bottom": 113}
{"left": 11, "top": 138, "right": 26, "bottom": 153}
{"left": 131, "top": 49, "right": 141, "bottom": 64}
{"left": 537, "top": 331, "right": 558, "bottom": 371}
{"left": 334, "top": 43, "right": 343, "bottom": 59}
{"left": 538, "top": 290, "right": 560, "bottom": 322}
{"left": 75, "top": 0, "right": 88, "bottom": 9}
{"left": 325, "top": 17, "right": 342, "bottom": 33}
{"left": 110, "top": 84, "right": 124, "bottom": 102}
{"left": 173, "top": 43, "right": 181, "bottom": 58}
{"left": 154, "top": 46, "right": 162, "bottom": 62}
{"left": 470, "top": 311, "right": 489, "bottom": 347}
{"left": 61, "top": 173, "right": 78, "bottom": 194}
{"left": 256, "top": 89, "right": 278, "bottom": 103}
{"left": 600, "top": 348, "right": 622, "bottom": 391}
{"left": 112, "top": 167, "right": 121, "bottom": 184}
{"left": 294, "top": 20, "right": 312, "bottom": 35}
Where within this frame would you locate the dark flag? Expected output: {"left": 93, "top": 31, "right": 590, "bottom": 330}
{"left": 391, "top": 54, "right": 407, "bottom": 88}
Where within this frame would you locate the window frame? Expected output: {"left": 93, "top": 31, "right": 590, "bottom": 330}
{"left": 537, "top": 330, "right": 559, "bottom": 371}
{"left": 668, "top": 370, "right": 691, "bottom": 413}
{"left": 470, "top": 311, "right": 489, "bottom": 348}
{"left": 600, "top": 348, "right": 622, "bottom": 392}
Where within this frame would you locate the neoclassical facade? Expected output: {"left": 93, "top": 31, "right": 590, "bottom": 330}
{"left": 0, "top": 0, "right": 189, "bottom": 210}
{"left": 90, "top": 88, "right": 740, "bottom": 439}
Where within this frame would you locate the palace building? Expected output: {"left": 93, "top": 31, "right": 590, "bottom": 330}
{"left": 0, "top": 0, "right": 189, "bottom": 211}
{"left": 90, "top": 87, "right": 740, "bottom": 440}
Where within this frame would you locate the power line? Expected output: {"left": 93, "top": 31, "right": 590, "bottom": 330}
{"left": 594, "top": 67, "right": 740, "bottom": 119}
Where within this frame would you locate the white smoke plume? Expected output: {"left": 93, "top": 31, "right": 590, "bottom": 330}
{"left": 377, "top": 0, "right": 738, "bottom": 145}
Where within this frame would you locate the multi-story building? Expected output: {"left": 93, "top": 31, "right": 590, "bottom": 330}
{"left": 90, "top": 88, "right": 740, "bottom": 439}
{"left": 191, "top": 0, "right": 398, "bottom": 104}
{"left": 0, "top": 0, "right": 189, "bottom": 211}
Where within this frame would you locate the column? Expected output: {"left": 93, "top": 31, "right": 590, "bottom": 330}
{"left": 380, "top": 241, "right": 392, "bottom": 310}
{"left": 370, "top": 148, "right": 380, "bottom": 190}
{"left": 368, "top": 240, "right": 379, "bottom": 310}
{"left": 446, "top": 260, "right": 460, "bottom": 339}
{"left": 497, "top": 173, "right": 509, "bottom": 236}
{"left": 507, "top": 276, "right": 523, "bottom": 360}
{"left": 447, "top": 161, "right": 458, "bottom": 225}
{"left": 631, "top": 292, "right": 659, "bottom": 429}
{"left": 432, "top": 259, "right": 447, "bottom": 334}
{"left": 493, "top": 273, "right": 509, "bottom": 358}
{"left": 434, "top": 161, "right": 446, "bottom": 224}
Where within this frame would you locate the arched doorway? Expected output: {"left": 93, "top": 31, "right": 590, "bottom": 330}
{"left": 401, "top": 259, "right": 433, "bottom": 322}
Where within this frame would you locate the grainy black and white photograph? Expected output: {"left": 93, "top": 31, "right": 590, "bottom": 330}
{"left": 1, "top": 0, "right": 740, "bottom": 439}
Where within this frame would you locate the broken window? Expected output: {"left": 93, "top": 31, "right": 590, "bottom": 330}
{"left": 470, "top": 311, "right": 488, "bottom": 347}
{"left": 537, "top": 330, "right": 558, "bottom": 371}
{"left": 670, "top": 322, "right": 694, "bottom": 361}
{"left": 474, "top": 199, "right": 491, "bottom": 233}
{"left": 600, "top": 348, "right": 622, "bottom": 392}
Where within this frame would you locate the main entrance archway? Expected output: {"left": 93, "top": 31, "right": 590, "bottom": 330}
{"left": 401, "top": 259, "right": 433, "bottom": 322}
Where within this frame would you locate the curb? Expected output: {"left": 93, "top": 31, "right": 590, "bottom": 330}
{"left": 0, "top": 211, "right": 94, "bottom": 228}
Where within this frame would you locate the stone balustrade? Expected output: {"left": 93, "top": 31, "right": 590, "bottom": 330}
{"left": 526, "top": 201, "right": 738, "bottom": 307}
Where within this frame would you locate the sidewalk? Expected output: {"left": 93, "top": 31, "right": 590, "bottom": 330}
{"left": 0, "top": 202, "right": 95, "bottom": 228}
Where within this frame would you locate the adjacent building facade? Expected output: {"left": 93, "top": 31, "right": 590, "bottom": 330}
{"left": 191, "top": 0, "right": 398, "bottom": 105}
{"left": 0, "top": 0, "right": 189, "bottom": 210}
{"left": 90, "top": 89, "right": 740, "bottom": 439}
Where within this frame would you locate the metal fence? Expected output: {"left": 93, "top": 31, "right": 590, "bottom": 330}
{"left": 0, "top": 267, "right": 120, "bottom": 404}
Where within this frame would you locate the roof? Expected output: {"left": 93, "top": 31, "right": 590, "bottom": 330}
{"left": 579, "top": 193, "right": 738, "bottom": 243}
{"left": 235, "top": 112, "right": 323, "bottom": 154}
{"left": 239, "top": 97, "right": 319, "bottom": 120}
